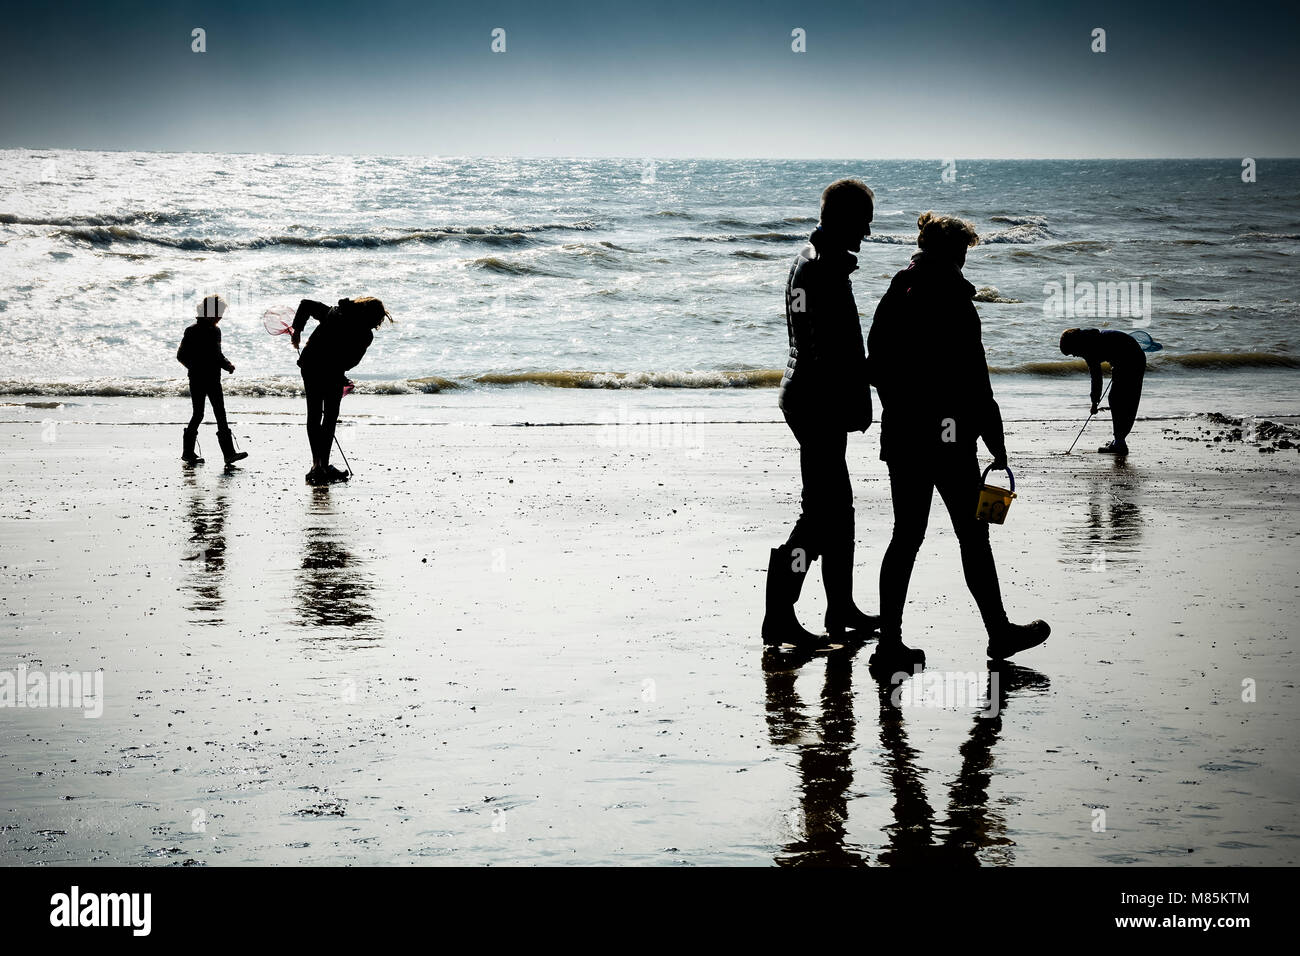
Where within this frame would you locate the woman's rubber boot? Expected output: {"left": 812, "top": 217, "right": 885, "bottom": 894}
{"left": 181, "top": 427, "right": 204, "bottom": 466}
{"left": 216, "top": 428, "right": 248, "bottom": 466}
{"left": 987, "top": 619, "right": 1051, "bottom": 661}
{"left": 822, "top": 524, "right": 880, "bottom": 642}
{"left": 761, "top": 545, "right": 824, "bottom": 650}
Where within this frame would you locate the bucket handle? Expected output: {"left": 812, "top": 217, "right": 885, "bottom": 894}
{"left": 981, "top": 464, "right": 1015, "bottom": 493}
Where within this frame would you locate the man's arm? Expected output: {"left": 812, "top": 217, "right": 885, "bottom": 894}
{"left": 813, "top": 270, "right": 872, "bottom": 431}
{"left": 1088, "top": 359, "right": 1103, "bottom": 407}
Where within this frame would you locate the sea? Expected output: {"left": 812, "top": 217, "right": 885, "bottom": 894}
{"left": 1, "top": 151, "right": 1297, "bottom": 417}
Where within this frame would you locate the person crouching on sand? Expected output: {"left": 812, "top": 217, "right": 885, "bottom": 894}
{"left": 1059, "top": 327, "right": 1147, "bottom": 455}
{"left": 176, "top": 294, "right": 248, "bottom": 467}
{"left": 866, "top": 212, "right": 1050, "bottom": 669}
{"left": 762, "top": 178, "right": 882, "bottom": 651}
{"left": 290, "top": 297, "right": 392, "bottom": 485}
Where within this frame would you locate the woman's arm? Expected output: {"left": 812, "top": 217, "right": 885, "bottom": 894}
{"left": 290, "top": 299, "right": 331, "bottom": 348}
{"left": 964, "top": 304, "right": 1007, "bottom": 465}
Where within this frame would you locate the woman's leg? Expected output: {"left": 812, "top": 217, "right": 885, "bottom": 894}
{"left": 935, "top": 455, "right": 1008, "bottom": 634}
{"left": 319, "top": 381, "right": 343, "bottom": 468}
{"left": 878, "top": 458, "right": 934, "bottom": 637}
{"left": 303, "top": 376, "right": 324, "bottom": 467}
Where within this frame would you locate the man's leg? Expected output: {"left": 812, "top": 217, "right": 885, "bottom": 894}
{"left": 1109, "top": 362, "right": 1144, "bottom": 445}
{"left": 763, "top": 410, "right": 835, "bottom": 647}
{"left": 786, "top": 422, "right": 847, "bottom": 564}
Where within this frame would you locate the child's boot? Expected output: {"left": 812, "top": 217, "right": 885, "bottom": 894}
{"left": 216, "top": 428, "right": 248, "bottom": 465}
{"left": 182, "top": 427, "right": 204, "bottom": 466}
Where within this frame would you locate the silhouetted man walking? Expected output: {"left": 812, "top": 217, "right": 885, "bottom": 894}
{"left": 763, "top": 179, "right": 881, "bottom": 649}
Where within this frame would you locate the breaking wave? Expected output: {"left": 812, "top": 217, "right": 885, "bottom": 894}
{"left": 3, "top": 353, "right": 1293, "bottom": 398}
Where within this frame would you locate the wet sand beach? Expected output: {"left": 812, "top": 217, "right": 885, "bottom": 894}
{"left": 1, "top": 391, "right": 1298, "bottom": 865}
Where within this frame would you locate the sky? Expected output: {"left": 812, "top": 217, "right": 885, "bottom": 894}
{"left": 2, "top": 0, "right": 1298, "bottom": 158}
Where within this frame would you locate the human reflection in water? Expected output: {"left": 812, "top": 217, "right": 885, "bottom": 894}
{"left": 181, "top": 470, "right": 230, "bottom": 625}
{"left": 1065, "top": 460, "right": 1144, "bottom": 569}
{"left": 764, "top": 650, "right": 1048, "bottom": 866}
{"left": 294, "top": 486, "right": 377, "bottom": 633}
{"left": 764, "top": 648, "right": 868, "bottom": 866}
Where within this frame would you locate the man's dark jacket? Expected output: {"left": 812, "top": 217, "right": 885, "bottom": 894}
{"left": 779, "top": 228, "right": 872, "bottom": 432}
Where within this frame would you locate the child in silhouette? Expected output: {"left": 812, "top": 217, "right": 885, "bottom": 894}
{"left": 176, "top": 294, "right": 247, "bottom": 466}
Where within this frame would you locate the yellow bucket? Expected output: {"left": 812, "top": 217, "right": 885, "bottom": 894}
{"left": 976, "top": 465, "right": 1017, "bottom": 524}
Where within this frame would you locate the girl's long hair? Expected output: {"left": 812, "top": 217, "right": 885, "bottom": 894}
{"left": 340, "top": 296, "right": 393, "bottom": 329}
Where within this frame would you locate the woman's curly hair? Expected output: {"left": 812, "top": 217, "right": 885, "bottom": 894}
{"left": 916, "top": 211, "right": 979, "bottom": 258}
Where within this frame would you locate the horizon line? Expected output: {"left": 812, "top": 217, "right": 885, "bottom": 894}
{"left": 2, "top": 147, "right": 1295, "bottom": 163}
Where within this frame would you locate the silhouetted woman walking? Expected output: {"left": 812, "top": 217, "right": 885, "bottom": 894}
{"left": 868, "top": 213, "right": 1049, "bottom": 669}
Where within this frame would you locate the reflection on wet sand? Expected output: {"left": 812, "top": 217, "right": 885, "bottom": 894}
{"left": 765, "top": 649, "right": 867, "bottom": 866}
{"left": 181, "top": 470, "right": 229, "bottom": 625}
{"left": 764, "top": 650, "right": 1049, "bottom": 866}
{"left": 294, "top": 486, "right": 377, "bottom": 635}
{"left": 1063, "top": 460, "right": 1144, "bottom": 568}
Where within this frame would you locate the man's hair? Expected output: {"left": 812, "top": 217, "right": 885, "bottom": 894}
{"left": 343, "top": 296, "right": 393, "bottom": 329}
{"left": 197, "top": 294, "right": 227, "bottom": 320}
{"left": 916, "top": 211, "right": 979, "bottom": 257}
{"left": 820, "top": 179, "right": 875, "bottom": 227}
{"left": 1060, "top": 328, "right": 1082, "bottom": 355}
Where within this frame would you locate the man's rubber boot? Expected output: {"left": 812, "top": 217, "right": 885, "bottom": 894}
{"left": 761, "top": 545, "right": 824, "bottom": 650}
{"left": 1098, "top": 439, "right": 1128, "bottom": 455}
{"left": 987, "top": 619, "right": 1051, "bottom": 661}
{"left": 216, "top": 428, "right": 248, "bottom": 466}
{"left": 822, "top": 516, "right": 880, "bottom": 641}
{"left": 182, "top": 427, "right": 204, "bottom": 466}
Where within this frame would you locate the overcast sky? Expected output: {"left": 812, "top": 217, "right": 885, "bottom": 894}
{"left": 3, "top": 0, "right": 1297, "bottom": 158}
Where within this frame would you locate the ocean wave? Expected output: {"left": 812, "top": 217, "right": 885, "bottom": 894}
{"left": 973, "top": 286, "right": 1022, "bottom": 303}
{"left": 730, "top": 249, "right": 785, "bottom": 260}
{"left": 707, "top": 217, "right": 817, "bottom": 230}
{"left": 989, "top": 214, "right": 1048, "bottom": 227}
{"left": 45, "top": 222, "right": 597, "bottom": 252}
{"left": 980, "top": 223, "right": 1052, "bottom": 244}
{"left": 682, "top": 232, "right": 806, "bottom": 244}
{"left": 1229, "top": 232, "right": 1300, "bottom": 242}
{"left": 471, "top": 256, "right": 567, "bottom": 277}
{"left": 3, "top": 353, "right": 1293, "bottom": 397}
{"left": 991, "top": 352, "right": 1300, "bottom": 375}
{"left": 471, "top": 369, "right": 784, "bottom": 389}
{"left": 1, "top": 211, "right": 196, "bottom": 227}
